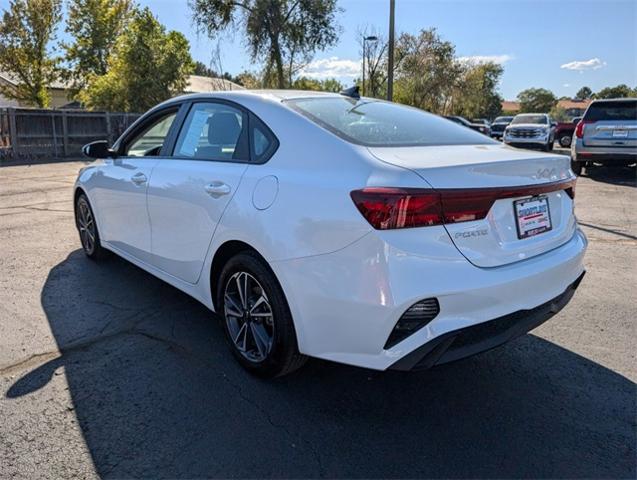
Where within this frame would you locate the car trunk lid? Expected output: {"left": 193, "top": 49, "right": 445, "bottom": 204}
{"left": 368, "top": 144, "right": 577, "bottom": 268}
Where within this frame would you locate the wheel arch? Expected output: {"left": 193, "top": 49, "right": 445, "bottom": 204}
{"left": 210, "top": 240, "right": 274, "bottom": 309}
{"left": 73, "top": 187, "right": 87, "bottom": 224}
{"left": 209, "top": 239, "right": 304, "bottom": 351}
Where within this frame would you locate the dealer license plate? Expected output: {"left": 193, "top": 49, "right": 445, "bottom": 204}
{"left": 612, "top": 129, "right": 628, "bottom": 138}
{"left": 514, "top": 195, "right": 552, "bottom": 239}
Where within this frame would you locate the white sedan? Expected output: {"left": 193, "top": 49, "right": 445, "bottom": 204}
{"left": 75, "top": 89, "right": 587, "bottom": 377}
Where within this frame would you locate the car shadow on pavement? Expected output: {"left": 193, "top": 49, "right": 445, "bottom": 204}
{"left": 6, "top": 250, "right": 637, "bottom": 479}
{"left": 582, "top": 165, "right": 636, "bottom": 187}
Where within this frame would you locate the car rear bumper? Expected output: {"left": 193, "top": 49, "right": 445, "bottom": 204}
{"left": 572, "top": 151, "right": 637, "bottom": 164}
{"left": 389, "top": 271, "right": 584, "bottom": 370}
{"left": 271, "top": 227, "right": 587, "bottom": 371}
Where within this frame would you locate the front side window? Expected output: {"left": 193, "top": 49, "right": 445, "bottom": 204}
{"left": 286, "top": 97, "right": 495, "bottom": 147}
{"left": 125, "top": 112, "right": 177, "bottom": 157}
{"left": 173, "top": 102, "right": 248, "bottom": 161}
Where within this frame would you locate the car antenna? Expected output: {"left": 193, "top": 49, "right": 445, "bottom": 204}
{"left": 340, "top": 85, "right": 360, "bottom": 100}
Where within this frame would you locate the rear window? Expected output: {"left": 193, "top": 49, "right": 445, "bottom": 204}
{"left": 286, "top": 97, "right": 495, "bottom": 147}
{"left": 584, "top": 100, "right": 637, "bottom": 122}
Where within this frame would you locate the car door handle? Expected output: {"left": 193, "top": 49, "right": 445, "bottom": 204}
{"left": 204, "top": 181, "right": 231, "bottom": 198}
{"left": 131, "top": 172, "right": 147, "bottom": 185}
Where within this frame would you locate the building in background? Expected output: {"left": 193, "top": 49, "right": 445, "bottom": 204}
{"left": 0, "top": 73, "right": 244, "bottom": 109}
{"left": 501, "top": 99, "right": 592, "bottom": 117}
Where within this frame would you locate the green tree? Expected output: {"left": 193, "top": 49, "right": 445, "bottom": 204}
{"left": 233, "top": 70, "right": 261, "bottom": 88}
{"left": 575, "top": 86, "right": 592, "bottom": 100}
{"left": 594, "top": 84, "right": 634, "bottom": 99}
{"left": 79, "top": 8, "right": 194, "bottom": 112}
{"left": 189, "top": 0, "right": 341, "bottom": 88}
{"left": 0, "top": 0, "right": 62, "bottom": 107}
{"left": 517, "top": 87, "right": 557, "bottom": 113}
{"left": 393, "top": 28, "right": 462, "bottom": 113}
{"left": 319, "top": 77, "right": 343, "bottom": 92}
{"left": 452, "top": 61, "right": 503, "bottom": 119}
{"left": 549, "top": 105, "right": 570, "bottom": 122}
{"left": 64, "top": 0, "right": 132, "bottom": 93}
{"left": 193, "top": 60, "right": 218, "bottom": 77}
{"left": 291, "top": 76, "right": 342, "bottom": 92}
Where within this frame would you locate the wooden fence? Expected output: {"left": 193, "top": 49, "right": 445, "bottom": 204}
{"left": 0, "top": 108, "right": 140, "bottom": 161}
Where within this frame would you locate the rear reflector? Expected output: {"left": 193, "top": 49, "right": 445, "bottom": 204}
{"left": 351, "top": 178, "right": 576, "bottom": 230}
{"left": 385, "top": 298, "right": 440, "bottom": 349}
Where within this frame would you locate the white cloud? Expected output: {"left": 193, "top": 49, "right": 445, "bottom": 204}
{"left": 560, "top": 58, "right": 606, "bottom": 71}
{"left": 457, "top": 54, "right": 514, "bottom": 65}
{"left": 563, "top": 83, "right": 570, "bottom": 87}
{"left": 299, "top": 56, "right": 361, "bottom": 79}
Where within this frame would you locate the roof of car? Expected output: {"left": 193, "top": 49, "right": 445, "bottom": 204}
{"left": 589, "top": 97, "right": 637, "bottom": 103}
{"left": 150, "top": 89, "right": 349, "bottom": 113}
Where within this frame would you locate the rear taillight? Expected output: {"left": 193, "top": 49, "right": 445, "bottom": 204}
{"left": 575, "top": 120, "right": 592, "bottom": 138}
{"left": 349, "top": 188, "right": 443, "bottom": 230}
{"left": 351, "top": 179, "right": 576, "bottom": 230}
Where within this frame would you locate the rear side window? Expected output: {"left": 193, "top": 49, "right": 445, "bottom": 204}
{"left": 250, "top": 115, "right": 278, "bottom": 163}
{"left": 286, "top": 97, "right": 495, "bottom": 147}
{"left": 584, "top": 100, "right": 637, "bottom": 122}
{"left": 173, "top": 102, "right": 249, "bottom": 161}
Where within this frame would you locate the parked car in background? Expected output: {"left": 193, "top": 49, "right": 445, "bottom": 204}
{"left": 472, "top": 118, "right": 491, "bottom": 128}
{"left": 554, "top": 117, "right": 582, "bottom": 148}
{"left": 504, "top": 113, "right": 556, "bottom": 151}
{"left": 75, "top": 90, "right": 586, "bottom": 377}
{"left": 490, "top": 116, "right": 514, "bottom": 140}
{"left": 571, "top": 98, "right": 637, "bottom": 175}
{"left": 445, "top": 115, "right": 491, "bottom": 136}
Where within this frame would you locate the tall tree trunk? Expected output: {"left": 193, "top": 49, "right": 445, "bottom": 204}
{"left": 271, "top": 38, "right": 285, "bottom": 88}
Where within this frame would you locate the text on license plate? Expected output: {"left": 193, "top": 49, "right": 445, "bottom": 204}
{"left": 514, "top": 195, "right": 552, "bottom": 239}
{"left": 612, "top": 129, "right": 628, "bottom": 138}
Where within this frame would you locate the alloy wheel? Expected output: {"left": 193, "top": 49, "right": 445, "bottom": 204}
{"left": 76, "top": 198, "right": 96, "bottom": 254}
{"left": 224, "top": 271, "right": 275, "bottom": 362}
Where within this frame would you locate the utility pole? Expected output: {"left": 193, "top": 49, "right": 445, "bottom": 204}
{"left": 387, "top": 0, "right": 395, "bottom": 101}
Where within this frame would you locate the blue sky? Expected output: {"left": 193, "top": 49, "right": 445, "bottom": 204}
{"left": 2, "top": 0, "right": 635, "bottom": 99}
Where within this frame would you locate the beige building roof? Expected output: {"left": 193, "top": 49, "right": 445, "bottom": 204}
{"left": 556, "top": 99, "right": 592, "bottom": 110}
{"left": 501, "top": 101, "right": 521, "bottom": 112}
{"left": 185, "top": 75, "right": 245, "bottom": 93}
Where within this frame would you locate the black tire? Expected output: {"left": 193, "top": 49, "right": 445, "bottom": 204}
{"left": 548, "top": 138, "right": 554, "bottom": 151}
{"left": 75, "top": 193, "right": 107, "bottom": 260}
{"left": 216, "top": 251, "right": 307, "bottom": 377}
{"left": 559, "top": 134, "right": 572, "bottom": 148}
{"left": 571, "top": 159, "right": 583, "bottom": 176}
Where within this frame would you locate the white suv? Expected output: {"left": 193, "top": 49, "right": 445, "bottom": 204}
{"left": 504, "top": 113, "right": 556, "bottom": 151}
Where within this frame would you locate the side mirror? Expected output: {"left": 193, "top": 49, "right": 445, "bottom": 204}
{"left": 82, "top": 140, "right": 116, "bottom": 159}
{"left": 551, "top": 122, "right": 557, "bottom": 128}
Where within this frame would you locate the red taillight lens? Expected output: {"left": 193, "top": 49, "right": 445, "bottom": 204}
{"left": 351, "top": 179, "right": 576, "bottom": 230}
{"left": 575, "top": 120, "right": 591, "bottom": 138}
{"left": 350, "top": 188, "right": 443, "bottom": 230}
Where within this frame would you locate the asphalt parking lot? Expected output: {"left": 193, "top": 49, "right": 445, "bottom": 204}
{"left": 0, "top": 158, "right": 635, "bottom": 479}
